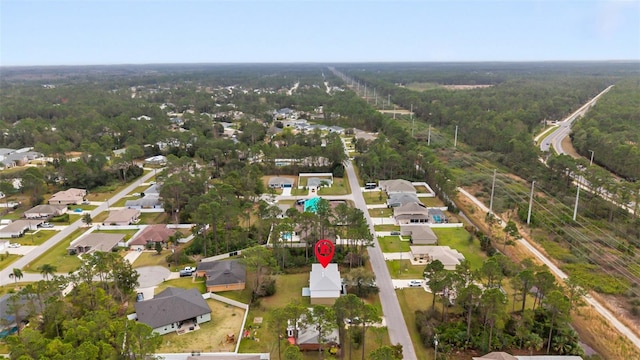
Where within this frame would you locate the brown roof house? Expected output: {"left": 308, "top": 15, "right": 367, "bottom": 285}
{"left": 394, "top": 202, "right": 429, "bottom": 224}
{"left": 400, "top": 224, "right": 438, "bottom": 245}
{"left": 128, "top": 225, "right": 175, "bottom": 250}
{"left": 134, "top": 287, "right": 211, "bottom": 335}
{"left": 23, "top": 204, "right": 67, "bottom": 219}
{"left": 48, "top": 188, "right": 86, "bottom": 205}
{"left": 103, "top": 209, "right": 140, "bottom": 226}
{"left": 410, "top": 246, "right": 465, "bottom": 270}
{"left": 67, "top": 233, "right": 124, "bottom": 255}
{"left": 195, "top": 260, "right": 246, "bottom": 292}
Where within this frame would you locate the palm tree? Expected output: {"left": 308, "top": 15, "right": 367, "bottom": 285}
{"left": 9, "top": 268, "right": 23, "bottom": 285}
{"left": 38, "top": 263, "right": 57, "bottom": 280}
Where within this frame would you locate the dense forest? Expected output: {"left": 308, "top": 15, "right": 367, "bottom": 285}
{"left": 571, "top": 78, "right": 640, "bottom": 181}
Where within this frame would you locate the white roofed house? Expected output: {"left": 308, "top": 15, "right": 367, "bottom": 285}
{"left": 379, "top": 179, "right": 416, "bottom": 195}
{"left": 410, "top": 246, "right": 465, "bottom": 270}
{"left": 309, "top": 263, "right": 342, "bottom": 305}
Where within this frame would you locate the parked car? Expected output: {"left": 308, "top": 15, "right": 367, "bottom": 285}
{"left": 183, "top": 266, "right": 196, "bottom": 272}
{"left": 408, "top": 280, "right": 422, "bottom": 287}
{"left": 8, "top": 243, "right": 20, "bottom": 248}
{"left": 40, "top": 222, "right": 54, "bottom": 228}
{"left": 179, "top": 270, "right": 193, "bottom": 277}
{"left": 390, "top": 231, "right": 401, "bottom": 235}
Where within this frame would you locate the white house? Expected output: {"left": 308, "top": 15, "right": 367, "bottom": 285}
{"left": 309, "top": 263, "right": 342, "bottom": 305}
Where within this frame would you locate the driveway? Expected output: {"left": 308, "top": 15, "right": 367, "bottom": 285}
{"left": 135, "top": 266, "right": 172, "bottom": 288}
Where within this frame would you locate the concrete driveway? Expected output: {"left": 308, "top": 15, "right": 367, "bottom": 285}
{"left": 136, "top": 266, "right": 172, "bottom": 288}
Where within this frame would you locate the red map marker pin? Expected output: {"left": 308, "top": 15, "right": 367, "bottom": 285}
{"left": 315, "top": 239, "right": 335, "bottom": 268}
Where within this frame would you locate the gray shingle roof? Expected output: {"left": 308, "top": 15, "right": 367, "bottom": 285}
{"left": 134, "top": 287, "right": 210, "bottom": 329}
{"left": 197, "top": 260, "right": 246, "bottom": 287}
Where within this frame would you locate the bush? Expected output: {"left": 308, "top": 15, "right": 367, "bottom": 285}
{"left": 50, "top": 213, "right": 69, "bottom": 223}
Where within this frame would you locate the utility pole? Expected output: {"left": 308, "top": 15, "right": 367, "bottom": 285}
{"left": 374, "top": 88, "right": 377, "bottom": 106}
{"left": 489, "top": 169, "right": 497, "bottom": 213}
{"left": 411, "top": 104, "right": 414, "bottom": 137}
{"left": 589, "top": 150, "right": 595, "bottom": 166}
{"left": 573, "top": 179, "right": 580, "bottom": 221}
{"left": 454, "top": 125, "right": 458, "bottom": 148}
{"left": 527, "top": 181, "right": 536, "bottom": 225}
{"left": 393, "top": 105, "right": 396, "bottom": 120}
{"left": 428, "top": 125, "right": 431, "bottom": 146}
{"left": 387, "top": 94, "right": 390, "bottom": 107}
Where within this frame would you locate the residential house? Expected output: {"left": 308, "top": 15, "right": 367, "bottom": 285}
{"left": 307, "top": 177, "right": 332, "bottom": 192}
{"left": 287, "top": 310, "right": 340, "bottom": 352}
{"left": 410, "top": 246, "right": 465, "bottom": 270}
{"left": 394, "top": 202, "right": 430, "bottom": 224}
{"left": 268, "top": 177, "right": 294, "bottom": 189}
{"left": 103, "top": 209, "right": 140, "bottom": 226}
{"left": 0, "top": 220, "right": 39, "bottom": 238}
{"left": 195, "top": 260, "right": 246, "bottom": 292}
{"left": 309, "top": 263, "right": 342, "bottom": 305}
{"left": 386, "top": 193, "right": 420, "bottom": 208}
{"left": 125, "top": 197, "right": 163, "bottom": 209}
{"left": 134, "top": 287, "right": 211, "bottom": 335}
{"left": 379, "top": 179, "right": 416, "bottom": 195}
{"left": 48, "top": 188, "right": 86, "bottom": 205}
{"left": 23, "top": 204, "right": 67, "bottom": 219}
{"left": 328, "top": 126, "right": 345, "bottom": 134}
{"left": 144, "top": 155, "right": 167, "bottom": 166}
{"left": 128, "top": 225, "right": 175, "bottom": 250}
{"left": 401, "top": 224, "right": 438, "bottom": 245}
{"left": 67, "top": 233, "right": 124, "bottom": 255}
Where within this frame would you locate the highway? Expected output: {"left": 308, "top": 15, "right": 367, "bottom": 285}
{"left": 0, "top": 169, "right": 160, "bottom": 286}
{"left": 540, "top": 85, "right": 613, "bottom": 154}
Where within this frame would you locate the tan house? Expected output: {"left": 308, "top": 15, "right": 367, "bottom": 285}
{"left": 410, "top": 246, "right": 465, "bottom": 270}
{"left": 128, "top": 225, "right": 175, "bottom": 250}
{"left": 67, "top": 233, "right": 124, "bottom": 254}
{"left": 394, "top": 202, "right": 429, "bottom": 224}
{"left": 103, "top": 209, "right": 140, "bottom": 226}
{"left": 23, "top": 204, "right": 67, "bottom": 219}
{"left": 400, "top": 224, "right": 438, "bottom": 245}
{"left": 195, "top": 260, "right": 246, "bottom": 292}
{"left": 0, "top": 220, "right": 39, "bottom": 238}
{"left": 379, "top": 179, "right": 416, "bottom": 195}
{"left": 48, "top": 188, "right": 86, "bottom": 205}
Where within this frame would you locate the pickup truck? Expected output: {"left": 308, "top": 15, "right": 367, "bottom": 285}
{"left": 183, "top": 266, "right": 196, "bottom": 272}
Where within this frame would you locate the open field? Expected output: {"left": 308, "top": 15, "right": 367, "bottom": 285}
{"left": 363, "top": 191, "right": 387, "bottom": 205}
{"left": 387, "top": 260, "right": 424, "bottom": 279}
{"left": 396, "top": 288, "right": 435, "bottom": 360}
{"left": 318, "top": 177, "right": 350, "bottom": 195}
{"left": 131, "top": 250, "right": 172, "bottom": 268}
{"left": 368, "top": 208, "right": 393, "bottom": 217}
{"left": 373, "top": 224, "right": 399, "bottom": 232}
{"left": 138, "top": 212, "right": 168, "bottom": 224}
{"left": 419, "top": 197, "right": 445, "bottom": 207}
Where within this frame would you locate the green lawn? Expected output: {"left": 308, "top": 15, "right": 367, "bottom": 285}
{"left": 155, "top": 277, "right": 206, "bottom": 294}
{"left": 291, "top": 188, "right": 307, "bottom": 196}
{"left": 378, "top": 236, "right": 411, "bottom": 253}
{"left": 374, "top": 224, "right": 400, "bottom": 232}
{"left": 387, "top": 260, "right": 425, "bottom": 279}
{"left": 369, "top": 208, "right": 393, "bottom": 217}
{"left": 363, "top": 191, "right": 387, "bottom": 205}
{"left": 24, "top": 227, "right": 88, "bottom": 273}
{"left": 433, "top": 228, "right": 486, "bottom": 269}
{"left": 132, "top": 250, "right": 172, "bottom": 268}
{"left": 0, "top": 254, "right": 21, "bottom": 271}
{"left": 419, "top": 197, "right": 445, "bottom": 207}
{"left": 68, "top": 204, "right": 98, "bottom": 211}
{"left": 15, "top": 229, "right": 58, "bottom": 246}
{"left": 138, "top": 212, "right": 168, "bottom": 224}
{"left": 396, "top": 288, "right": 436, "bottom": 360}
{"left": 318, "top": 177, "right": 350, "bottom": 195}
{"left": 111, "top": 197, "right": 135, "bottom": 207}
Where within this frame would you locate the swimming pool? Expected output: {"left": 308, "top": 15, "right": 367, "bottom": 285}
{"left": 282, "top": 232, "right": 292, "bottom": 240}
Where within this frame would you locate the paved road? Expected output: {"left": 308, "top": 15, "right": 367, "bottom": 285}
{"left": 342, "top": 156, "right": 418, "bottom": 359}
{"left": 457, "top": 187, "right": 640, "bottom": 350}
{"left": 540, "top": 85, "right": 613, "bottom": 154}
{"left": 0, "top": 169, "right": 161, "bottom": 286}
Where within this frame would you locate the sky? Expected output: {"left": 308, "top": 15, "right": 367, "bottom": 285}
{"left": 1, "top": 0, "right": 639, "bottom": 66}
